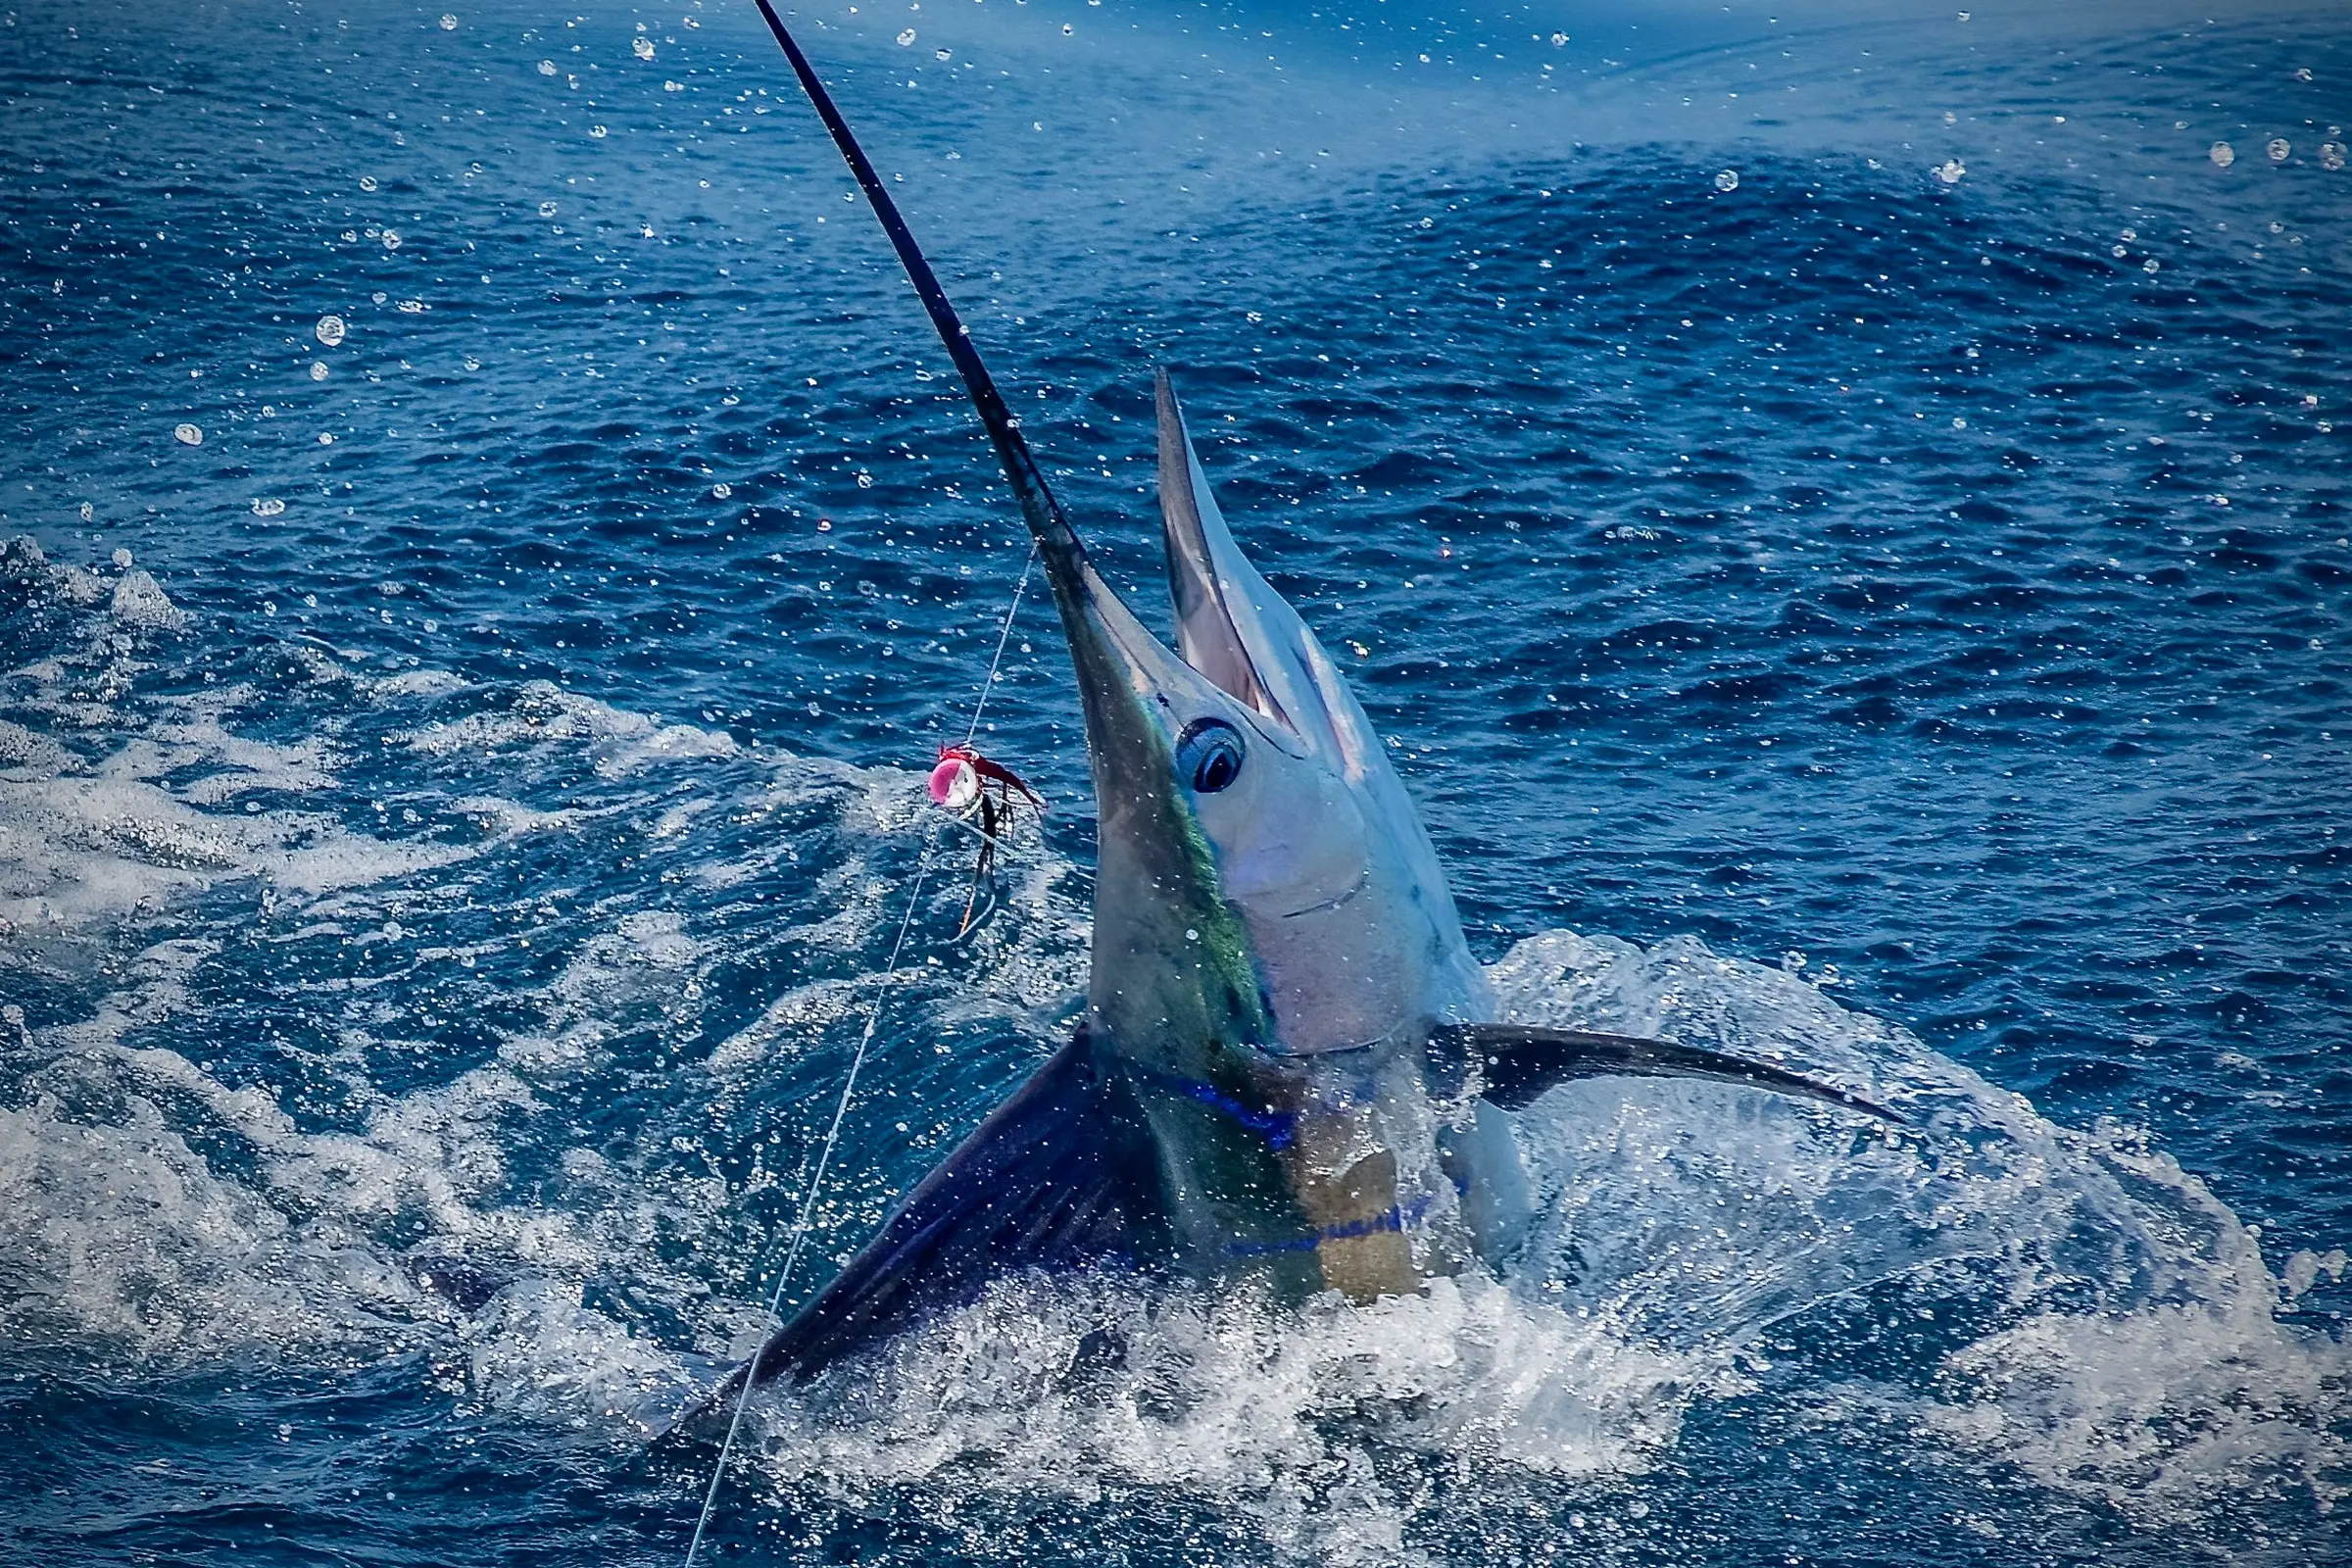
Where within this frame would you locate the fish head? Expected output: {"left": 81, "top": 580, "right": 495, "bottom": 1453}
{"left": 1147, "top": 370, "right": 1488, "bottom": 1055}
{"left": 1034, "top": 518, "right": 1286, "bottom": 1072}
{"left": 1031, "top": 373, "right": 1485, "bottom": 1063}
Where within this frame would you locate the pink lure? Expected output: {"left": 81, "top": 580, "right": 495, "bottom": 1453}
{"left": 926, "top": 744, "right": 1045, "bottom": 813}
{"left": 928, "top": 755, "right": 980, "bottom": 810}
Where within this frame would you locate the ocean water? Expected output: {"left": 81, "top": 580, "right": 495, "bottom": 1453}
{"left": 2, "top": 0, "right": 2348, "bottom": 1562}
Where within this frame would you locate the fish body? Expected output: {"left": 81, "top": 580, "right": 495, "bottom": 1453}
{"left": 686, "top": 5, "right": 1899, "bottom": 1411}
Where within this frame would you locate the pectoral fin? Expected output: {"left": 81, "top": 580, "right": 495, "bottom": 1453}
{"left": 679, "top": 1025, "right": 1160, "bottom": 1427}
{"left": 1428, "top": 1023, "right": 1904, "bottom": 1124}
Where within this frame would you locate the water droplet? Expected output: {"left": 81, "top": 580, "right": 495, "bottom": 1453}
{"left": 1713, "top": 169, "right": 1739, "bottom": 192}
{"left": 315, "top": 314, "right": 347, "bottom": 347}
{"left": 311, "top": 361, "right": 330, "bottom": 381}
{"left": 172, "top": 422, "right": 203, "bottom": 446}
{"left": 632, "top": 35, "right": 655, "bottom": 59}
{"left": 2268, "top": 137, "right": 2291, "bottom": 162}
{"left": 438, "top": 13, "right": 458, "bottom": 29}
{"left": 2209, "top": 141, "right": 2235, "bottom": 168}
{"left": 897, "top": 26, "right": 915, "bottom": 44}
{"left": 539, "top": 200, "right": 560, "bottom": 218}
{"left": 252, "top": 497, "right": 286, "bottom": 517}
{"left": 538, "top": 59, "right": 557, "bottom": 75}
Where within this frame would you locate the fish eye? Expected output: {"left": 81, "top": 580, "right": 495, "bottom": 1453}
{"left": 1176, "top": 718, "right": 1245, "bottom": 794}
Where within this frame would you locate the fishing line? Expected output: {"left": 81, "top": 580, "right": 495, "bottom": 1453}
{"left": 682, "top": 547, "right": 1039, "bottom": 1568}
{"left": 965, "top": 542, "right": 1039, "bottom": 746}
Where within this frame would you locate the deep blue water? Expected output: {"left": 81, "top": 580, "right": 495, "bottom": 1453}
{"left": 3, "top": 0, "right": 2349, "bottom": 1562}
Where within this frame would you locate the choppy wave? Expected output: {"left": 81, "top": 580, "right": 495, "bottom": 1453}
{"left": 9, "top": 538, "right": 2341, "bottom": 1560}
{"left": 5, "top": 1, "right": 2349, "bottom": 1563}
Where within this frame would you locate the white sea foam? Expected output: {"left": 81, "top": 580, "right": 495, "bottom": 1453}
{"left": 765, "top": 1270, "right": 1721, "bottom": 1486}
{"left": 0, "top": 555, "right": 766, "bottom": 1370}
{"left": 1, "top": 962, "right": 428, "bottom": 1360}
{"left": 1933, "top": 1282, "right": 2350, "bottom": 1519}
{"left": 1486, "top": 929, "right": 2350, "bottom": 1525}
{"left": 0, "top": 916, "right": 723, "bottom": 1367}
{"left": 108, "top": 568, "right": 187, "bottom": 632}
{"left": 0, "top": 717, "right": 72, "bottom": 772}
{"left": 396, "top": 678, "right": 737, "bottom": 775}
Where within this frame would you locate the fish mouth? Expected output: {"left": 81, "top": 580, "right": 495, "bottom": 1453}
{"left": 1010, "top": 415, "right": 1245, "bottom": 876}
{"left": 1154, "top": 371, "right": 1296, "bottom": 741}
{"left": 1028, "top": 369, "right": 1340, "bottom": 802}
{"left": 1018, "top": 383, "right": 1290, "bottom": 823}
{"left": 1151, "top": 370, "right": 1381, "bottom": 788}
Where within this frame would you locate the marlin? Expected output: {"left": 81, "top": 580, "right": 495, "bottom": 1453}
{"left": 692, "top": 6, "right": 1898, "bottom": 1412}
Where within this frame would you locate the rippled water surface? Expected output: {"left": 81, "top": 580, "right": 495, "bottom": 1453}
{"left": 3, "top": 0, "right": 2349, "bottom": 1562}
